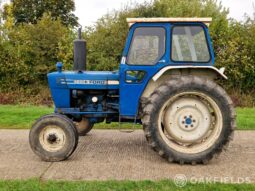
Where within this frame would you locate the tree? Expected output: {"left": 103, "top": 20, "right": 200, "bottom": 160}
{"left": 3, "top": 0, "right": 78, "bottom": 26}
{"left": 216, "top": 21, "right": 255, "bottom": 91}
{"left": 0, "top": 13, "right": 74, "bottom": 90}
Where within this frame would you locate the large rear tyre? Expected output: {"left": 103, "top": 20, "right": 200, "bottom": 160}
{"left": 142, "top": 76, "right": 236, "bottom": 164}
{"left": 29, "top": 114, "right": 79, "bottom": 162}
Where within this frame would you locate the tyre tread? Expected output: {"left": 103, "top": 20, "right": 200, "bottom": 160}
{"left": 141, "top": 76, "right": 235, "bottom": 164}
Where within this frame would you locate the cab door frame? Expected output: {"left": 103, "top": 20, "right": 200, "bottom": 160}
{"left": 119, "top": 22, "right": 170, "bottom": 117}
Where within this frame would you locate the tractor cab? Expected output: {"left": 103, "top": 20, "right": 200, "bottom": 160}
{"left": 119, "top": 17, "right": 218, "bottom": 116}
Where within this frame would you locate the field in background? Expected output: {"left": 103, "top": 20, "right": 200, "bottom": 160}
{"left": 0, "top": 179, "right": 254, "bottom": 191}
{"left": 0, "top": 105, "right": 254, "bottom": 130}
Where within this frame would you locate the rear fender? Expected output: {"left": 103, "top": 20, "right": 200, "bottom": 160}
{"left": 142, "top": 66, "right": 227, "bottom": 98}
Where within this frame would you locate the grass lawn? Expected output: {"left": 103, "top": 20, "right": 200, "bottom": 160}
{"left": 235, "top": 108, "right": 255, "bottom": 130}
{"left": 0, "top": 104, "right": 254, "bottom": 130}
{"left": 0, "top": 179, "right": 254, "bottom": 191}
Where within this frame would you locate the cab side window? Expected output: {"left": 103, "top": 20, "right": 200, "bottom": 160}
{"left": 171, "top": 26, "right": 210, "bottom": 62}
{"left": 127, "top": 27, "right": 165, "bottom": 65}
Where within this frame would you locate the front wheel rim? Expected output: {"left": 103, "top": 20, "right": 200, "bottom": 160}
{"left": 39, "top": 125, "right": 66, "bottom": 152}
{"left": 158, "top": 92, "right": 223, "bottom": 154}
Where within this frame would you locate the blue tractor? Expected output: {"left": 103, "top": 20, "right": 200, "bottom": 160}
{"left": 29, "top": 18, "right": 235, "bottom": 164}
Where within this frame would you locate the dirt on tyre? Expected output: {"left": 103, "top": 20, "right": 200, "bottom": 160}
{"left": 75, "top": 117, "right": 94, "bottom": 136}
{"left": 142, "top": 76, "right": 236, "bottom": 164}
{"left": 29, "top": 114, "right": 79, "bottom": 162}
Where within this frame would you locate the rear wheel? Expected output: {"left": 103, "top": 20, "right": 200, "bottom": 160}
{"left": 142, "top": 76, "right": 235, "bottom": 164}
{"left": 29, "top": 114, "right": 78, "bottom": 162}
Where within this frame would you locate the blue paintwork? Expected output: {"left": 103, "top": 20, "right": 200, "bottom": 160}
{"left": 185, "top": 118, "right": 192, "bottom": 125}
{"left": 119, "top": 22, "right": 214, "bottom": 117}
{"left": 205, "top": 26, "right": 215, "bottom": 65}
{"left": 48, "top": 21, "right": 215, "bottom": 122}
{"left": 48, "top": 70, "right": 119, "bottom": 108}
{"left": 55, "top": 108, "right": 117, "bottom": 115}
{"left": 56, "top": 62, "right": 63, "bottom": 72}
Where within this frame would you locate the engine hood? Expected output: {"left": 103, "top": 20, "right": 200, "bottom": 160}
{"left": 48, "top": 71, "right": 119, "bottom": 90}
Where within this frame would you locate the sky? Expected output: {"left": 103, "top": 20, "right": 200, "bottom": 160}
{"left": 74, "top": 0, "right": 255, "bottom": 27}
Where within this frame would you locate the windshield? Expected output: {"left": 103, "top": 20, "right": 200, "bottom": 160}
{"left": 127, "top": 27, "right": 166, "bottom": 65}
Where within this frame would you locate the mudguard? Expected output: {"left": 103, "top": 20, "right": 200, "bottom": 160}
{"left": 152, "top": 66, "right": 227, "bottom": 81}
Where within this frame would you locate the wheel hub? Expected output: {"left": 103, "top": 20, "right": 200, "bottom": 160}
{"left": 47, "top": 133, "right": 58, "bottom": 144}
{"left": 163, "top": 97, "right": 211, "bottom": 143}
{"left": 39, "top": 125, "right": 66, "bottom": 152}
{"left": 180, "top": 115, "right": 197, "bottom": 131}
{"left": 185, "top": 117, "right": 192, "bottom": 125}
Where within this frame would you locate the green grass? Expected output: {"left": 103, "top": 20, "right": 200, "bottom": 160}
{"left": 0, "top": 104, "right": 140, "bottom": 129}
{"left": 0, "top": 105, "right": 53, "bottom": 129}
{"left": 0, "top": 179, "right": 254, "bottom": 191}
{"left": 0, "top": 105, "right": 254, "bottom": 130}
{"left": 236, "top": 108, "right": 255, "bottom": 130}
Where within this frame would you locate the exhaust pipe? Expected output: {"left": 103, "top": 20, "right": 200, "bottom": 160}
{"left": 73, "top": 27, "right": 86, "bottom": 71}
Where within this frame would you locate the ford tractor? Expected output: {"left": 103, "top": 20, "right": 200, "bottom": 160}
{"left": 29, "top": 18, "right": 236, "bottom": 164}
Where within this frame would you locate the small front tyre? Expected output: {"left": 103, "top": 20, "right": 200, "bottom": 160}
{"left": 75, "top": 117, "right": 94, "bottom": 136}
{"left": 29, "top": 114, "right": 79, "bottom": 162}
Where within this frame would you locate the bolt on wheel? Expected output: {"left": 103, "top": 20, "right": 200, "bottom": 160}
{"left": 29, "top": 114, "right": 78, "bottom": 162}
{"left": 159, "top": 92, "right": 222, "bottom": 154}
{"left": 142, "top": 76, "right": 235, "bottom": 164}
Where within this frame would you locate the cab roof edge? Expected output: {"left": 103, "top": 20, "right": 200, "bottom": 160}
{"left": 126, "top": 17, "right": 212, "bottom": 27}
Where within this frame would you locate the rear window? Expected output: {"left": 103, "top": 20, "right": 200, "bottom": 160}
{"left": 171, "top": 26, "right": 210, "bottom": 62}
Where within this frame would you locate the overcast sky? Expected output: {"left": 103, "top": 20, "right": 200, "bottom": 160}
{"left": 74, "top": 0, "right": 255, "bottom": 27}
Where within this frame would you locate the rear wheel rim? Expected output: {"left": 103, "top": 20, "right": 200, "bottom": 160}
{"left": 39, "top": 125, "right": 66, "bottom": 152}
{"left": 158, "top": 92, "right": 223, "bottom": 154}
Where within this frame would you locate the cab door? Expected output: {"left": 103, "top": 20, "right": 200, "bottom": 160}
{"left": 119, "top": 23, "right": 170, "bottom": 117}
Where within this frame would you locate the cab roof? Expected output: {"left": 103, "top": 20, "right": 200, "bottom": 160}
{"left": 126, "top": 17, "right": 212, "bottom": 27}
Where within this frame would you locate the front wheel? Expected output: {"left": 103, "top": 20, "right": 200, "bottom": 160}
{"left": 29, "top": 114, "right": 79, "bottom": 162}
{"left": 142, "top": 76, "right": 236, "bottom": 164}
{"left": 75, "top": 117, "right": 94, "bottom": 136}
